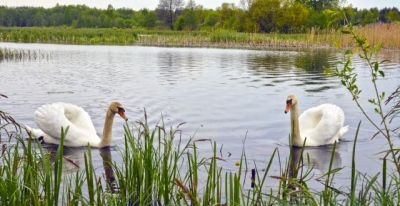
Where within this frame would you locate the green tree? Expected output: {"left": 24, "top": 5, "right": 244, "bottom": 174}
{"left": 157, "top": 0, "right": 184, "bottom": 29}
{"left": 217, "top": 3, "right": 241, "bottom": 30}
{"left": 278, "top": 1, "right": 309, "bottom": 32}
{"left": 136, "top": 9, "right": 157, "bottom": 28}
{"left": 297, "top": 0, "right": 340, "bottom": 11}
{"left": 385, "top": 8, "right": 400, "bottom": 22}
{"left": 204, "top": 10, "right": 220, "bottom": 28}
{"left": 176, "top": 0, "right": 200, "bottom": 30}
{"left": 249, "top": 0, "right": 282, "bottom": 32}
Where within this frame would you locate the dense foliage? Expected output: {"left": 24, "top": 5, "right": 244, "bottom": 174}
{"left": 0, "top": 0, "right": 399, "bottom": 33}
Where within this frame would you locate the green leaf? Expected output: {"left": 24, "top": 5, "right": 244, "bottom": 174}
{"left": 379, "top": 70, "right": 385, "bottom": 77}
{"left": 368, "top": 98, "right": 376, "bottom": 104}
{"left": 380, "top": 92, "right": 385, "bottom": 100}
{"left": 344, "top": 61, "right": 350, "bottom": 68}
{"left": 374, "top": 62, "right": 379, "bottom": 72}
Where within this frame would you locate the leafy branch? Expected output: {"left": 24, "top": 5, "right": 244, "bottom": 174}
{"left": 336, "top": 25, "right": 400, "bottom": 174}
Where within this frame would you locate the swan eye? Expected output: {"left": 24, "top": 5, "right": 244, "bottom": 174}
{"left": 286, "top": 99, "right": 292, "bottom": 105}
{"left": 117, "top": 107, "right": 125, "bottom": 113}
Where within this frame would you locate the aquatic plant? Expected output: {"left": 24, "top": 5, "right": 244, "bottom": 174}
{"left": 0, "top": 27, "right": 138, "bottom": 45}
{"left": 2, "top": 25, "right": 399, "bottom": 49}
{"left": 0, "top": 47, "right": 51, "bottom": 62}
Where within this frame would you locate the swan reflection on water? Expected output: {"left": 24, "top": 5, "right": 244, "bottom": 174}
{"left": 99, "top": 147, "right": 118, "bottom": 193}
{"left": 43, "top": 145, "right": 118, "bottom": 193}
{"left": 290, "top": 144, "right": 342, "bottom": 174}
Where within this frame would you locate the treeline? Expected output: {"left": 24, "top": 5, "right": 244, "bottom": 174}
{"left": 0, "top": 0, "right": 399, "bottom": 33}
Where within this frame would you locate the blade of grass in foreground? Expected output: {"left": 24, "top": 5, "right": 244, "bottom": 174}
{"left": 350, "top": 121, "right": 361, "bottom": 205}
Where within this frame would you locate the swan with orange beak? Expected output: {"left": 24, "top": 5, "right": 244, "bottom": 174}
{"left": 284, "top": 95, "right": 348, "bottom": 147}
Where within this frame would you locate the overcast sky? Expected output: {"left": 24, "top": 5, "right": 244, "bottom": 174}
{"left": 1, "top": 0, "right": 399, "bottom": 10}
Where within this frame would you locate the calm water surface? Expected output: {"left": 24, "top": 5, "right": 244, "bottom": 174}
{"left": 1, "top": 42, "right": 399, "bottom": 191}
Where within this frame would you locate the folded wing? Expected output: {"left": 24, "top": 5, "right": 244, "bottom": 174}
{"left": 34, "top": 103, "right": 97, "bottom": 141}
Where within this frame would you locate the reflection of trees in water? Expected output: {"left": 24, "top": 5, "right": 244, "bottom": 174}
{"left": 294, "top": 50, "right": 341, "bottom": 93}
{"left": 246, "top": 50, "right": 340, "bottom": 93}
{"left": 246, "top": 50, "right": 337, "bottom": 75}
{"left": 294, "top": 49, "right": 336, "bottom": 73}
{"left": 246, "top": 53, "right": 294, "bottom": 76}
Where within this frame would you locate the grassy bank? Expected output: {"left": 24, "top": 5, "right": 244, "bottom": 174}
{"left": 1, "top": 24, "right": 399, "bottom": 49}
{"left": 0, "top": 27, "right": 138, "bottom": 45}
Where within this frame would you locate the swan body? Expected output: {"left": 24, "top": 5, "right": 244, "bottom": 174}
{"left": 285, "top": 95, "right": 348, "bottom": 147}
{"left": 26, "top": 102, "right": 127, "bottom": 148}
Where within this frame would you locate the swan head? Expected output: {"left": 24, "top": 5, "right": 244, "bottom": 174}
{"left": 284, "top": 95, "right": 298, "bottom": 114}
{"left": 109, "top": 102, "right": 128, "bottom": 121}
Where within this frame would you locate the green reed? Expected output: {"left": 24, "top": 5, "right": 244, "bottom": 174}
{"left": 0, "top": 27, "right": 138, "bottom": 45}
{"left": 0, "top": 47, "right": 51, "bottom": 62}
{"left": 0, "top": 110, "right": 399, "bottom": 205}
{"left": 0, "top": 26, "right": 370, "bottom": 49}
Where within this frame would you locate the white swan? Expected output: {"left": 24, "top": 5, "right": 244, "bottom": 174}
{"left": 284, "top": 95, "right": 348, "bottom": 147}
{"left": 26, "top": 102, "right": 127, "bottom": 148}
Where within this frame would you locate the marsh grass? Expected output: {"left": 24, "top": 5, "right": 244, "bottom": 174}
{"left": 0, "top": 47, "right": 51, "bottom": 62}
{"left": 2, "top": 24, "right": 400, "bottom": 49}
{"left": 0, "top": 27, "right": 138, "bottom": 45}
{"left": 341, "top": 23, "right": 400, "bottom": 49}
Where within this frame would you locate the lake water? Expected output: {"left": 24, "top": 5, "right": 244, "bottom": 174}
{"left": 0, "top": 42, "right": 399, "bottom": 191}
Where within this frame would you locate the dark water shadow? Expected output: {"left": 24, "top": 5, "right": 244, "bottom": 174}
{"left": 294, "top": 50, "right": 336, "bottom": 74}
{"left": 246, "top": 49, "right": 341, "bottom": 92}
{"left": 246, "top": 53, "right": 293, "bottom": 76}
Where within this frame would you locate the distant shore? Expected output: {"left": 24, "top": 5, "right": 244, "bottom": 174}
{"left": 0, "top": 25, "right": 399, "bottom": 50}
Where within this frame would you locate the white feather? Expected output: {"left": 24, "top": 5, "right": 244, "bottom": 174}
{"left": 32, "top": 103, "right": 101, "bottom": 147}
{"left": 296, "top": 104, "right": 348, "bottom": 146}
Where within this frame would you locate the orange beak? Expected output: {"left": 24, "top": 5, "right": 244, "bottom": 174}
{"left": 284, "top": 103, "right": 291, "bottom": 114}
{"left": 118, "top": 110, "right": 128, "bottom": 121}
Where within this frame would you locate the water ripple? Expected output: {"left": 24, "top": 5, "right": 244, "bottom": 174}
{"left": 1, "top": 43, "right": 400, "bottom": 187}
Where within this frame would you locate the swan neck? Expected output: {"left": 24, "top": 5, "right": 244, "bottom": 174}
{"left": 100, "top": 109, "right": 115, "bottom": 147}
{"left": 290, "top": 104, "right": 301, "bottom": 146}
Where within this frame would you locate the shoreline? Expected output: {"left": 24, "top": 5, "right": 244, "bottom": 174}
{"left": 3, "top": 40, "right": 400, "bottom": 52}
{"left": 1, "top": 26, "right": 400, "bottom": 51}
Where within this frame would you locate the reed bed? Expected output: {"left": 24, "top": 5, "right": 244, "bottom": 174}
{"left": 1, "top": 25, "right": 399, "bottom": 49}
{"left": 0, "top": 48, "right": 51, "bottom": 62}
{"left": 136, "top": 29, "right": 332, "bottom": 49}
{"left": 0, "top": 27, "right": 138, "bottom": 45}
{"left": 339, "top": 23, "right": 400, "bottom": 49}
